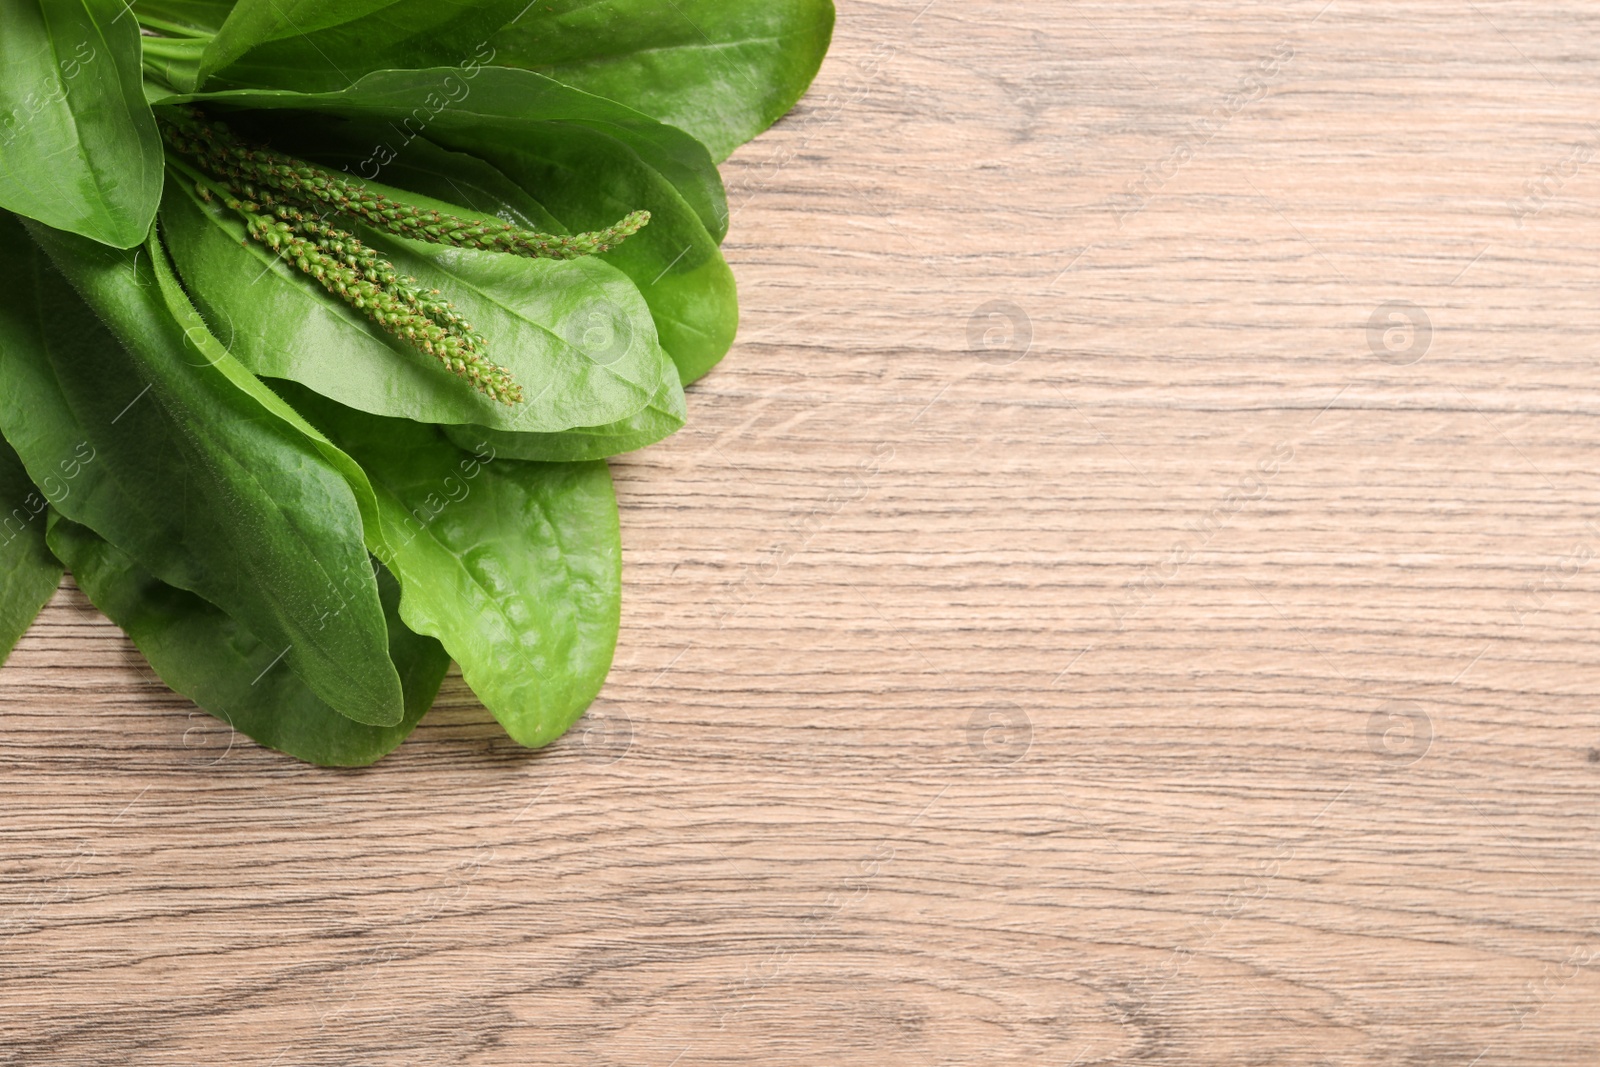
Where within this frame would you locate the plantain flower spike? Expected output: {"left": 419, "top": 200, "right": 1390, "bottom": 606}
{"left": 159, "top": 108, "right": 653, "bottom": 405}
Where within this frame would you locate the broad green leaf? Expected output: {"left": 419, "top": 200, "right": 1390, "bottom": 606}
{"left": 443, "top": 369, "right": 685, "bottom": 462}
{"left": 488, "top": 0, "right": 836, "bottom": 161}
{"left": 153, "top": 208, "right": 630, "bottom": 745}
{"left": 0, "top": 434, "right": 64, "bottom": 664}
{"left": 161, "top": 64, "right": 727, "bottom": 243}
{"left": 47, "top": 514, "right": 449, "bottom": 766}
{"left": 278, "top": 384, "right": 621, "bottom": 749}
{"left": 196, "top": 0, "right": 525, "bottom": 94}
{"left": 0, "top": 0, "right": 163, "bottom": 247}
{"left": 143, "top": 221, "right": 395, "bottom": 551}
{"left": 470, "top": 130, "right": 738, "bottom": 384}
{"left": 0, "top": 213, "right": 404, "bottom": 726}
{"left": 159, "top": 177, "right": 676, "bottom": 432}
{"left": 190, "top": 0, "right": 832, "bottom": 162}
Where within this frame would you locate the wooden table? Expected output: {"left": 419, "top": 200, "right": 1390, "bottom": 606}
{"left": 4, "top": 2, "right": 1599, "bottom": 1063}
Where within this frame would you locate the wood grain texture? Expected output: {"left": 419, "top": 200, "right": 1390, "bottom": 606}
{"left": 4, "top": 2, "right": 1600, "bottom": 1063}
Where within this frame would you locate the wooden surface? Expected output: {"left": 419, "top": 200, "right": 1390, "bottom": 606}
{"left": 4, "top": 2, "right": 1600, "bottom": 1063}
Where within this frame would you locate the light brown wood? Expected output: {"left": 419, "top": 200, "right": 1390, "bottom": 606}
{"left": 5, "top": 2, "right": 1600, "bottom": 1063}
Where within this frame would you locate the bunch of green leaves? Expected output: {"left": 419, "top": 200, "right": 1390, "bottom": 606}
{"left": 0, "top": 0, "right": 833, "bottom": 765}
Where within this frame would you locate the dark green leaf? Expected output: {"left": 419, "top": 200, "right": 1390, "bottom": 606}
{"left": 278, "top": 384, "right": 621, "bottom": 749}
{"left": 0, "top": 434, "right": 64, "bottom": 664}
{"left": 470, "top": 129, "right": 738, "bottom": 384}
{"left": 488, "top": 0, "right": 835, "bottom": 161}
{"left": 160, "top": 176, "right": 677, "bottom": 432}
{"left": 144, "top": 216, "right": 414, "bottom": 576}
{"left": 47, "top": 513, "right": 449, "bottom": 766}
{"left": 269, "top": 119, "right": 566, "bottom": 230}
{"left": 195, "top": 0, "right": 525, "bottom": 94}
{"left": 0, "top": 0, "right": 163, "bottom": 247}
{"left": 0, "top": 213, "right": 404, "bottom": 726}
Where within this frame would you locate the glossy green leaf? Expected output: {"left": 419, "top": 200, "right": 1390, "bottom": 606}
{"left": 196, "top": 0, "right": 524, "bottom": 94}
{"left": 159, "top": 176, "right": 676, "bottom": 432}
{"left": 47, "top": 513, "right": 449, "bottom": 766}
{"left": 0, "top": 0, "right": 163, "bottom": 247}
{"left": 188, "top": 0, "right": 832, "bottom": 162}
{"left": 0, "top": 434, "right": 64, "bottom": 664}
{"left": 278, "top": 384, "right": 621, "bottom": 749}
{"left": 143, "top": 222, "right": 396, "bottom": 552}
{"left": 0, "top": 213, "right": 404, "bottom": 726}
{"left": 470, "top": 129, "right": 739, "bottom": 384}
{"left": 443, "top": 368, "right": 685, "bottom": 462}
{"left": 488, "top": 0, "right": 835, "bottom": 161}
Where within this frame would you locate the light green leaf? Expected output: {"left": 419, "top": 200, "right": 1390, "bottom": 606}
{"left": 0, "top": 213, "right": 404, "bottom": 726}
{"left": 278, "top": 384, "right": 621, "bottom": 749}
{"left": 488, "top": 0, "right": 835, "bottom": 161}
{"left": 0, "top": 0, "right": 163, "bottom": 247}
{"left": 0, "top": 434, "right": 64, "bottom": 664}
{"left": 48, "top": 513, "right": 449, "bottom": 766}
{"left": 471, "top": 129, "right": 738, "bottom": 384}
{"left": 443, "top": 368, "right": 685, "bottom": 462}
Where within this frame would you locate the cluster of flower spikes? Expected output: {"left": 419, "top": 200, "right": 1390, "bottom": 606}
{"left": 160, "top": 109, "right": 651, "bottom": 404}
{"left": 241, "top": 208, "right": 519, "bottom": 401}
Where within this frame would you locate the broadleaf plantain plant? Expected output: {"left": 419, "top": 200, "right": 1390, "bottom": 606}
{"left": 0, "top": 0, "right": 834, "bottom": 765}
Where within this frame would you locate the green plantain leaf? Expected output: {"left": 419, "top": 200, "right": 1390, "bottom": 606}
{"left": 0, "top": 0, "right": 163, "bottom": 247}
{"left": 143, "top": 225, "right": 395, "bottom": 548}
{"left": 0, "top": 213, "right": 405, "bottom": 726}
{"left": 0, "top": 434, "right": 65, "bottom": 665}
{"left": 442, "top": 368, "right": 685, "bottom": 462}
{"left": 487, "top": 0, "right": 835, "bottom": 161}
{"left": 186, "top": 0, "right": 831, "bottom": 162}
{"left": 159, "top": 176, "right": 676, "bottom": 432}
{"left": 195, "top": 0, "right": 525, "bottom": 94}
{"left": 468, "top": 128, "right": 738, "bottom": 384}
{"left": 277, "top": 383, "right": 621, "bottom": 750}
{"left": 47, "top": 513, "right": 449, "bottom": 766}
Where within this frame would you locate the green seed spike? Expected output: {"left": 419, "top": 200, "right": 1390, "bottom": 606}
{"left": 224, "top": 190, "right": 521, "bottom": 403}
{"left": 161, "top": 114, "right": 529, "bottom": 405}
{"left": 161, "top": 109, "right": 650, "bottom": 261}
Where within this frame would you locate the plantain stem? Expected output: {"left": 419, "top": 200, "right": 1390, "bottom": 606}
{"left": 136, "top": 17, "right": 212, "bottom": 38}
